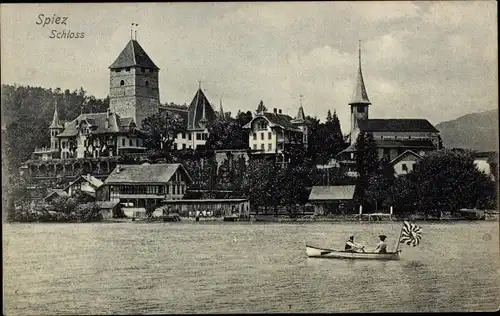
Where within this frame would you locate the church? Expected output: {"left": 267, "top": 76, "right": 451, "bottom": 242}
{"left": 336, "top": 44, "right": 442, "bottom": 176}
{"left": 32, "top": 36, "right": 220, "bottom": 161}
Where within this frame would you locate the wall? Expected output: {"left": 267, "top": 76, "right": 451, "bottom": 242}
{"left": 173, "top": 129, "right": 210, "bottom": 150}
{"left": 393, "top": 154, "right": 420, "bottom": 176}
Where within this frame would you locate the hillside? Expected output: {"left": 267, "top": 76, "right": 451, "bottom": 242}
{"left": 436, "top": 109, "right": 498, "bottom": 152}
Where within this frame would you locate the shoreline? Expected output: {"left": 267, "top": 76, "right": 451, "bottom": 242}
{"left": 5, "top": 215, "right": 498, "bottom": 224}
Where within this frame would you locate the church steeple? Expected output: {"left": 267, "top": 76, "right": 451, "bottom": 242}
{"left": 349, "top": 40, "right": 371, "bottom": 106}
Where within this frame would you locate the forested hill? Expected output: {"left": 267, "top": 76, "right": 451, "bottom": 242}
{"left": 436, "top": 109, "right": 498, "bottom": 152}
{"left": 1, "top": 84, "right": 109, "bottom": 171}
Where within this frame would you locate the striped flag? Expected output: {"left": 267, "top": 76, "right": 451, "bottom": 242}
{"left": 399, "top": 221, "right": 422, "bottom": 247}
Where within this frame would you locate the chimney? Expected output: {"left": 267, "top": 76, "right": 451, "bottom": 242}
{"left": 273, "top": 108, "right": 277, "bottom": 114}
{"left": 278, "top": 109, "right": 282, "bottom": 114}
{"left": 116, "top": 165, "right": 120, "bottom": 173}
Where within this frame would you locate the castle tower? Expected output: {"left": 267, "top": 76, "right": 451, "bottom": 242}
{"left": 349, "top": 41, "right": 371, "bottom": 144}
{"left": 109, "top": 37, "right": 160, "bottom": 128}
{"left": 49, "top": 98, "right": 64, "bottom": 151}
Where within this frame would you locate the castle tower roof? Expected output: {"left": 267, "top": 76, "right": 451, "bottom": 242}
{"left": 349, "top": 41, "right": 371, "bottom": 106}
{"left": 109, "top": 39, "right": 159, "bottom": 70}
{"left": 49, "top": 99, "right": 63, "bottom": 129}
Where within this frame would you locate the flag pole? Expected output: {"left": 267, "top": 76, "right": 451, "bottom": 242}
{"left": 395, "top": 223, "right": 404, "bottom": 253}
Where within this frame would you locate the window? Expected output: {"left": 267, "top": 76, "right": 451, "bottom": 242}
{"left": 261, "top": 132, "right": 264, "bottom": 140}
{"left": 253, "top": 133, "right": 257, "bottom": 140}
{"left": 116, "top": 69, "right": 121, "bottom": 73}
{"left": 268, "top": 132, "right": 272, "bottom": 140}
{"left": 159, "top": 186, "right": 164, "bottom": 194}
{"left": 166, "top": 185, "right": 169, "bottom": 194}
{"left": 268, "top": 143, "right": 272, "bottom": 151}
{"left": 182, "top": 144, "right": 186, "bottom": 149}
{"left": 141, "top": 68, "right": 145, "bottom": 73}
{"left": 129, "top": 139, "right": 133, "bottom": 146}
{"left": 126, "top": 67, "right": 130, "bottom": 72}
{"left": 145, "top": 81, "right": 149, "bottom": 87}
{"left": 402, "top": 163, "right": 408, "bottom": 171}
{"left": 188, "top": 145, "right": 192, "bottom": 149}
{"left": 253, "top": 144, "right": 257, "bottom": 150}
{"left": 196, "top": 133, "right": 201, "bottom": 140}
{"left": 261, "top": 144, "right": 265, "bottom": 150}
{"left": 182, "top": 133, "right": 186, "bottom": 139}
{"left": 122, "top": 138, "right": 125, "bottom": 146}
{"left": 358, "top": 106, "right": 365, "bottom": 113}
{"left": 120, "top": 80, "right": 125, "bottom": 86}
{"left": 188, "top": 133, "right": 192, "bottom": 140}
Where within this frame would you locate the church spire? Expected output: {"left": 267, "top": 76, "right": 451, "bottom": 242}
{"left": 49, "top": 98, "right": 63, "bottom": 129}
{"left": 349, "top": 40, "right": 371, "bottom": 106}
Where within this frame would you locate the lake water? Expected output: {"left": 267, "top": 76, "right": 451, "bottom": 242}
{"left": 3, "top": 221, "right": 499, "bottom": 314}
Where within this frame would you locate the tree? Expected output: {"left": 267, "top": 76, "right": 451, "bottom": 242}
{"left": 256, "top": 100, "right": 267, "bottom": 113}
{"left": 354, "top": 132, "right": 379, "bottom": 207}
{"left": 236, "top": 110, "right": 253, "bottom": 127}
{"left": 205, "top": 118, "right": 248, "bottom": 150}
{"left": 412, "top": 149, "right": 497, "bottom": 214}
{"left": 365, "top": 157, "right": 395, "bottom": 211}
{"left": 355, "top": 132, "right": 379, "bottom": 178}
{"left": 141, "top": 111, "right": 186, "bottom": 152}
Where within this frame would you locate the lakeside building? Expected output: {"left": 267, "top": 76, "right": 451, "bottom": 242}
{"left": 336, "top": 44, "right": 442, "bottom": 176}
{"left": 160, "top": 199, "right": 250, "bottom": 219}
{"left": 389, "top": 150, "right": 423, "bottom": 177}
{"left": 243, "top": 106, "right": 308, "bottom": 162}
{"left": 100, "top": 163, "right": 192, "bottom": 208}
{"left": 43, "top": 174, "right": 104, "bottom": 202}
{"left": 308, "top": 185, "right": 357, "bottom": 215}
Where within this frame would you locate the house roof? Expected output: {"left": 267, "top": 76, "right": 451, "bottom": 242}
{"left": 243, "top": 112, "right": 302, "bottom": 132}
{"left": 109, "top": 39, "right": 159, "bottom": 70}
{"left": 186, "top": 89, "right": 217, "bottom": 130}
{"left": 56, "top": 112, "right": 136, "bottom": 138}
{"left": 309, "top": 185, "right": 356, "bottom": 201}
{"left": 160, "top": 106, "right": 189, "bottom": 124}
{"left": 358, "top": 119, "right": 439, "bottom": 133}
{"left": 292, "top": 106, "right": 306, "bottom": 123}
{"left": 104, "top": 163, "right": 192, "bottom": 184}
{"left": 389, "top": 150, "right": 422, "bottom": 165}
{"left": 44, "top": 189, "right": 69, "bottom": 200}
{"left": 65, "top": 174, "right": 104, "bottom": 190}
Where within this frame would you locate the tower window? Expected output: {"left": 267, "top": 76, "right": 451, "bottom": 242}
{"left": 116, "top": 69, "right": 121, "bottom": 73}
{"left": 145, "top": 81, "right": 149, "bottom": 87}
{"left": 126, "top": 68, "right": 130, "bottom": 72}
{"left": 141, "top": 68, "right": 145, "bottom": 73}
{"left": 358, "top": 106, "right": 365, "bottom": 113}
{"left": 120, "top": 80, "right": 125, "bottom": 86}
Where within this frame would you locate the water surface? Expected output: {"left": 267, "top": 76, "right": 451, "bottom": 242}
{"left": 3, "top": 221, "right": 499, "bottom": 314}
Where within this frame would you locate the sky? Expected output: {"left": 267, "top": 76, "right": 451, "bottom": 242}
{"left": 1, "top": 2, "right": 497, "bottom": 132}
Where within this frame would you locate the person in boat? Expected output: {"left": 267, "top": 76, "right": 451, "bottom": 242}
{"left": 345, "top": 236, "right": 365, "bottom": 252}
{"left": 374, "top": 235, "right": 388, "bottom": 254}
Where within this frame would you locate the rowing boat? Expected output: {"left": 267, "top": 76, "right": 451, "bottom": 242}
{"left": 306, "top": 244, "right": 401, "bottom": 260}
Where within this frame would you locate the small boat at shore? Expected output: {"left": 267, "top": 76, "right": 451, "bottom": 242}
{"left": 306, "top": 244, "right": 401, "bottom": 260}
